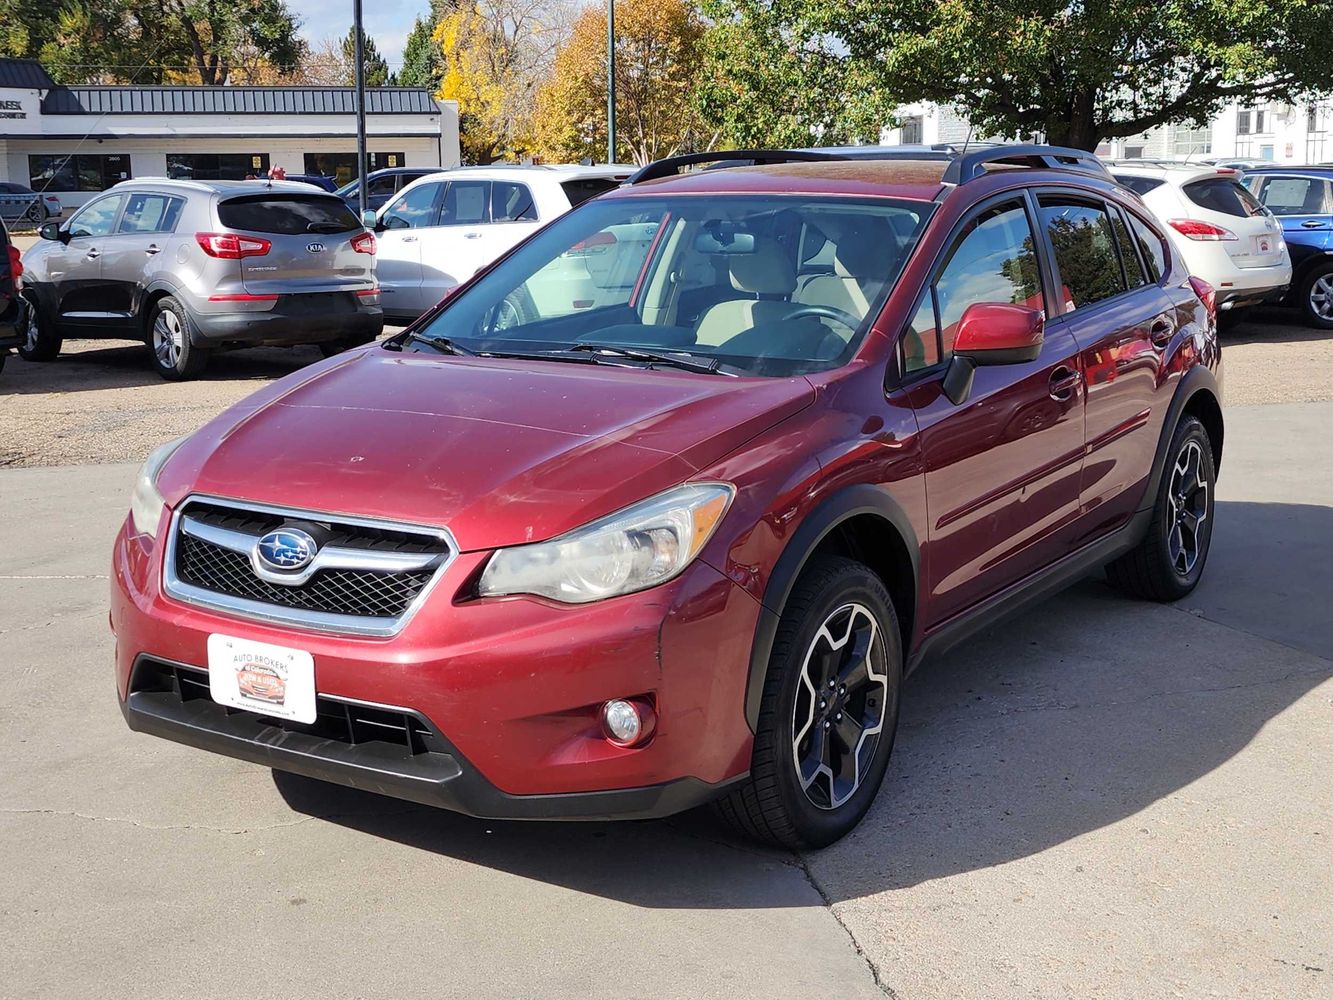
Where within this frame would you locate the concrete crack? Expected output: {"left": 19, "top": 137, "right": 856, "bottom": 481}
{"left": 793, "top": 852, "right": 900, "bottom": 999}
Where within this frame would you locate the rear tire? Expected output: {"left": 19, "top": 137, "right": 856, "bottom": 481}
{"left": 17, "top": 292, "right": 61, "bottom": 361}
{"left": 714, "top": 556, "right": 902, "bottom": 849}
{"left": 1106, "top": 415, "right": 1216, "bottom": 601}
{"left": 1300, "top": 262, "right": 1333, "bottom": 330}
{"left": 148, "top": 296, "right": 208, "bottom": 380}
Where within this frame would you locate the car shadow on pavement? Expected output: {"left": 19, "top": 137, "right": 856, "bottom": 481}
{"left": 1220, "top": 306, "right": 1322, "bottom": 346}
{"left": 274, "top": 500, "right": 1332, "bottom": 905}
{"left": 2, "top": 341, "right": 324, "bottom": 394}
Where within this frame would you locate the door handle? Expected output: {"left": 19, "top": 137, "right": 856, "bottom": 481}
{"left": 1150, "top": 317, "right": 1174, "bottom": 348}
{"left": 145, "top": 244, "right": 161, "bottom": 255}
{"left": 84, "top": 248, "right": 100, "bottom": 259}
{"left": 1049, "top": 366, "right": 1081, "bottom": 401}
{"left": 401, "top": 236, "right": 418, "bottom": 243}
{"left": 1301, "top": 220, "right": 1328, "bottom": 229}
{"left": 464, "top": 232, "right": 483, "bottom": 239}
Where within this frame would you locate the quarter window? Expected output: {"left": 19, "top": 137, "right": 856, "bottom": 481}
{"left": 66, "top": 195, "right": 124, "bottom": 238}
{"left": 381, "top": 182, "right": 442, "bottom": 230}
{"left": 1038, "top": 198, "right": 1127, "bottom": 311}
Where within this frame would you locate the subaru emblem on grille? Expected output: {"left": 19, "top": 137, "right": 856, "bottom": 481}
{"left": 255, "top": 528, "right": 318, "bottom": 571}
{"left": 306, "top": 242, "right": 325, "bottom": 253}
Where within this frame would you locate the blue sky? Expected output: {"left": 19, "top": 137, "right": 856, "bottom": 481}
{"left": 287, "top": 0, "right": 427, "bottom": 69}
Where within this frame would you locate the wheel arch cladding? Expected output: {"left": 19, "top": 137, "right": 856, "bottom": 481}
{"left": 1143, "top": 365, "right": 1224, "bottom": 511}
{"left": 141, "top": 286, "right": 176, "bottom": 334}
{"left": 744, "top": 484, "right": 918, "bottom": 731}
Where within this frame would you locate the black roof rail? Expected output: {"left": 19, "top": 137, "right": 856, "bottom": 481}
{"left": 942, "top": 144, "right": 1111, "bottom": 184}
{"left": 626, "top": 149, "right": 846, "bottom": 185}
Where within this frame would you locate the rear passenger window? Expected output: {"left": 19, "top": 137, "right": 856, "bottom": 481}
{"left": 441, "top": 181, "right": 490, "bottom": 226}
{"left": 1127, "top": 213, "right": 1166, "bottom": 282}
{"left": 1108, "top": 210, "right": 1147, "bottom": 288}
{"left": 492, "top": 181, "right": 537, "bottom": 222}
{"left": 117, "top": 193, "right": 182, "bottom": 234}
{"left": 905, "top": 200, "right": 1041, "bottom": 369}
{"left": 219, "top": 195, "right": 359, "bottom": 235}
{"left": 1255, "top": 176, "right": 1330, "bottom": 215}
{"left": 367, "top": 175, "right": 398, "bottom": 197}
{"left": 1038, "top": 199, "right": 1126, "bottom": 311}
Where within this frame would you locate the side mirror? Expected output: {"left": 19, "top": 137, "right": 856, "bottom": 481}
{"left": 361, "top": 209, "right": 378, "bottom": 229}
{"left": 38, "top": 221, "right": 64, "bottom": 243}
{"left": 941, "top": 303, "right": 1045, "bottom": 405}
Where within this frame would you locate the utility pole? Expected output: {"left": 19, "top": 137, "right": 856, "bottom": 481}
{"left": 606, "top": 0, "right": 616, "bottom": 165}
{"left": 353, "top": 0, "right": 369, "bottom": 216}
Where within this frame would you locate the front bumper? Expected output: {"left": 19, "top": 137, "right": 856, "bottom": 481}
{"left": 112, "top": 518, "right": 760, "bottom": 818}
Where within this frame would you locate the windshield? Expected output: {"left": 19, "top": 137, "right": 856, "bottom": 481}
{"left": 410, "top": 193, "right": 932, "bottom": 377}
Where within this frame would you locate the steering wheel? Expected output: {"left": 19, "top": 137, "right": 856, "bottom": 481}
{"left": 784, "top": 304, "right": 862, "bottom": 332}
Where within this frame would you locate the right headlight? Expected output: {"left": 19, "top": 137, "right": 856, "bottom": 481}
{"left": 477, "top": 483, "right": 734, "bottom": 604}
{"left": 128, "top": 437, "right": 186, "bottom": 539}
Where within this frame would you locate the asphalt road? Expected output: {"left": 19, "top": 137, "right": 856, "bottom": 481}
{"left": 1, "top": 400, "right": 1329, "bottom": 999}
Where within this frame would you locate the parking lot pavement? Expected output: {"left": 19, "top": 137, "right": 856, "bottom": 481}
{"left": 0, "top": 400, "right": 1328, "bottom": 1000}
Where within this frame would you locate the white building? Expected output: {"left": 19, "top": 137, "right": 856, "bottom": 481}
{"left": 0, "top": 58, "right": 461, "bottom": 209}
{"left": 882, "top": 98, "right": 1332, "bottom": 165}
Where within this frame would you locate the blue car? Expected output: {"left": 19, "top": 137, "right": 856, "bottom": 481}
{"left": 336, "top": 167, "right": 442, "bottom": 212}
{"left": 1245, "top": 166, "right": 1333, "bottom": 327}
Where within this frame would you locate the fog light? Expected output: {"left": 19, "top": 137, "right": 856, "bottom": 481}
{"left": 601, "top": 698, "right": 656, "bottom": 747}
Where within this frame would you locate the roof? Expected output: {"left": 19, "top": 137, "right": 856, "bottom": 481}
{"left": 0, "top": 58, "right": 56, "bottom": 90}
{"left": 111, "top": 177, "right": 345, "bottom": 197}
{"left": 40, "top": 85, "right": 439, "bottom": 116}
{"left": 615, "top": 159, "right": 951, "bottom": 201}
{"left": 1241, "top": 164, "right": 1333, "bottom": 175}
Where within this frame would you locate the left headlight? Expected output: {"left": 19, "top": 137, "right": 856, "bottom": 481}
{"left": 477, "top": 483, "right": 735, "bottom": 604}
{"left": 129, "top": 437, "right": 187, "bottom": 538}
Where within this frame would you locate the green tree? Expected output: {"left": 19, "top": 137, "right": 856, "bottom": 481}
{"left": 7, "top": 0, "right": 304, "bottom": 85}
{"left": 341, "top": 25, "right": 391, "bottom": 87}
{"left": 695, "top": 0, "right": 894, "bottom": 148}
{"left": 397, "top": 2, "right": 462, "bottom": 89}
{"left": 703, "top": 0, "right": 1333, "bottom": 152}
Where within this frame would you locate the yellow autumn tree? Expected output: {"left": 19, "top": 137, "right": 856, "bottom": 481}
{"left": 434, "top": 0, "right": 571, "bottom": 163}
{"left": 531, "top": 0, "right": 708, "bottom": 166}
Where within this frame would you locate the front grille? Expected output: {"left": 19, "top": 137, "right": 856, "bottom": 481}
{"left": 178, "top": 534, "right": 434, "bottom": 618}
{"left": 164, "top": 497, "right": 453, "bottom": 634}
{"left": 135, "top": 658, "right": 451, "bottom": 759}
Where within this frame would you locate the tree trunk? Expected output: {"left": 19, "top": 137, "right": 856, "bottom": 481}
{"left": 1044, "top": 89, "right": 1101, "bottom": 151}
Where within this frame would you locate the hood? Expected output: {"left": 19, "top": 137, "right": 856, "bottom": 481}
{"left": 160, "top": 348, "right": 814, "bottom": 550}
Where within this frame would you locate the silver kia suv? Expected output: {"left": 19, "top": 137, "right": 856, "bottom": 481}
{"left": 19, "top": 178, "right": 383, "bottom": 380}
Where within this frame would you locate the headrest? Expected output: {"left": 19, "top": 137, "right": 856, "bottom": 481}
{"left": 729, "top": 238, "right": 796, "bottom": 295}
{"left": 825, "top": 216, "right": 896, "bottom": 279}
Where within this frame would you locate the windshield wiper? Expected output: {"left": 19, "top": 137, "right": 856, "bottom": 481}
{"left": 570, "top": 343, "right": 733, "bottom": 376}
{"left": 385, "top": 331, "right": 476, "bottom": 356}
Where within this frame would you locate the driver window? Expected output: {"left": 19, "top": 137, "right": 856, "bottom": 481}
{"left": 67, "top": 195, "right": 125, "bottom": 239}
{"left": 915, "top": 200, "right": 1040, "bottom": 365}
{"left": 381, "top": 182, "right": 441, "bottom": 230}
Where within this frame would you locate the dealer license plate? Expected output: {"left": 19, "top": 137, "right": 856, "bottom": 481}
{"left": 207, "top": 634, "right": 317, "bottom": 724}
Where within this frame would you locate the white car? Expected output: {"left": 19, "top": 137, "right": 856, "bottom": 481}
{"left": 374, "top": 164, "right": 632, "bottom": 320}
{"left": 1109, "top": 163, "right": 1291, "bottom": 315}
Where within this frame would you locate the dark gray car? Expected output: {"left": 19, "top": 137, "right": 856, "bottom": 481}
{"left": 19, "top": 179, "right": 383, "bottom": 379}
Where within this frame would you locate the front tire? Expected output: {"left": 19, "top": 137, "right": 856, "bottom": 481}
{"left": 17, "top": 292, "right": 61, "bottom": 361}
{"left": 148, "top": 296, "right": 209, "bottom": 380}
{"left": 1300, "top": 262, "right": 1333, "bottom": 330}
{"left": 1106, "top": 415, "right": 1216, "bottom": 601}
{"left": 714, "top": 557, "right": 902, "bottom": 849}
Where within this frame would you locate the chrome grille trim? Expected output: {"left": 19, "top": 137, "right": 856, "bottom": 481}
{"left": 162, "top": 494, "right": 458, "bottom": 638}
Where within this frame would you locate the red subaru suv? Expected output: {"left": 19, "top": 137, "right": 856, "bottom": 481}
{"left": 112, "top": 146, "right": 1223, "bottom": 848}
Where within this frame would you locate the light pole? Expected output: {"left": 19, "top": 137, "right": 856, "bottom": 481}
{"left": 353, "top": 0, "right": 369, "bottom": 217}
{"left": 606, "top": 0, "right": 616, "bottom": 165}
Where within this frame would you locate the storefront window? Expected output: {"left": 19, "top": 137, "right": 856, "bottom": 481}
{"left": 28, "top": 154, "right": 132, "bottom": 192}
{"left": 302, "top": 152, "right": 406, "bottom": 186}
{"left": 167, "top": 153, "right": 270, "bottom": 180}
